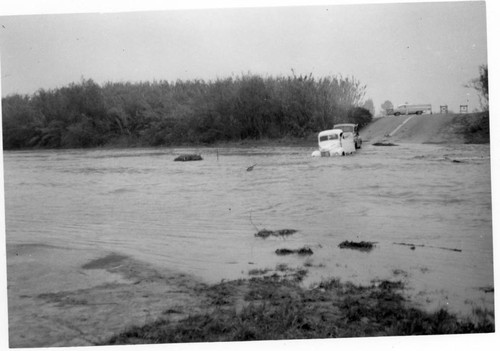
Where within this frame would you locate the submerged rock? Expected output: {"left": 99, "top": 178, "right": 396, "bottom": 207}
{"left": 174, "top": 154, "right": 203, "bottom": 162}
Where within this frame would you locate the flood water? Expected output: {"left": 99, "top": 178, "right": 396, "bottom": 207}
{"left": 3, "top": 143, "right": 494, "bottom": 317}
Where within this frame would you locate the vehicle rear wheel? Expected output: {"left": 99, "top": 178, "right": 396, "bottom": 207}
{"left": 394, "top": 112, "right": 401, "bottom": 116}
{"left": 416, "top": 111, "right": 422, "bottom": 115}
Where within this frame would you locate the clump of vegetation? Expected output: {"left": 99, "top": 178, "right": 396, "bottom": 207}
{"left": 248, "top": 268, "right": 272, "bottom": 276}
{"left": 275, "top": 249, "right": 295, "bottom": 255}
{"left": 303, "top": 259, "right": 325, "bottom": 268}
{"left": 338, "top": 241, "right": 375, "bottom": 251}
{"left": 254, "top": 229, "right": 297, "bottom": 239}
{"left": 292, "top": 268, "right": 309, "bottom": 282}
{"left": 275, "top": 247, "right": 313, "bottom": 256}
{"left": 296, "top": 247, "right": 314, "bottom": 255}
{"left": 465, "top": 64, "right": 488, "bottom": 111}
{"left": 197, "top": 280, "right": 245, "bottom": 306}
{"left": 174, "top": 154, "right": 203, "bottom": 162}
{"left": 315, "top": 278, "right": 342, "bottom": 290}
{"left": 275, "top": 263, "right": 289, "bottom": 272}
{"left": 260, "top": 264, "right": 310, "bottom": 282}
{"left": 372, "top": 142, "right": 398, "bottom": 146}
{"left": 105, "top": 276, "right": 494, "bottom": 345}
{"left": 375, "top": 279, "right": 405, "bottom": 290}
{"left": 452, "top": 112, "right": 489, "bottom": 144}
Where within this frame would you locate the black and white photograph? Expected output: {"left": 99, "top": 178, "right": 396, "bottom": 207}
{"left": 0, "top": 0, "right": 497, "bottom": 349}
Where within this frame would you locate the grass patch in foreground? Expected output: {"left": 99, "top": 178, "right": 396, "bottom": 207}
{"left": 104, "top": 276, "right": 494, "bottom": 344}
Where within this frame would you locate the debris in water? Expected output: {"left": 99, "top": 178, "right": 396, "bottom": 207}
{"left": 296, "top": 247, "right": 314, "bottom": 255}
{"left": 247, "top": 164, "right": 257, "bottom": 171}
{"left": 393, "top": 242, "right": 462, "bottom": 252}
{"left": 444, "top": 156, "right": 465, "bottom": 163}
{"left": 275, "top": 247, "right": 313, "bottom": 256}
{"left": 478, "top": 286, "right": 494, "bottom": 293}
{"left": 275, "top": 248, "right": 295, "bottom": 255}
{"left": 372, "top": 142, "right": 398, "bottom": 146}
{"left": 174, "top": 154, "right": 203, "bottom": 162}
{"left": 338, "top": 241, "right": 375, "bottom": 251}
{"left": 255, "top": 229, "right": 297, "bottom": 239}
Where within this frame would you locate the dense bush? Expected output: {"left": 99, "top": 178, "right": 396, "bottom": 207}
{"left": 2, "top": 74, "right": 373, "bottom": 149}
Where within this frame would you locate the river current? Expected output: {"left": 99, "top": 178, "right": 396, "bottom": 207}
{"left": 3, "top": 143, "right": 494, "bottom": 316}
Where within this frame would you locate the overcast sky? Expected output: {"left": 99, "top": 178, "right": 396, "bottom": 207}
{"left": 0, "top": 1, "right": 490, "bottom": 114}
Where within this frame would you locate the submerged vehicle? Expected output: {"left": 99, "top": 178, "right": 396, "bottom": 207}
{"left": 333, "top": 123, "right": 362, "bottom": 149}
{"left": 311, "top": 129, "right": 355, "bottom": 157}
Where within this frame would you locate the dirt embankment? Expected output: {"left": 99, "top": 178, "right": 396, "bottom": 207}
{"left": 360, "top": 112, "right": 489, "bottom": 145}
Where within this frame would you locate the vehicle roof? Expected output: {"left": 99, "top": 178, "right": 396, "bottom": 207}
{"left": 333, "top": 123, "right": 357, "bottom": 127}
{"left": 318, "top": 129, "right": 343, "bottom": 136}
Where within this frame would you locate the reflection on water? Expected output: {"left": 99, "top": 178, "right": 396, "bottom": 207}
{"left": 3, "top": 144, "right": 493, "bottom": 316}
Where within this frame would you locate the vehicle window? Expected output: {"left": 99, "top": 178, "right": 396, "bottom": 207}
{"left": 320, "top": 134, "right": 338, "bottom": 141}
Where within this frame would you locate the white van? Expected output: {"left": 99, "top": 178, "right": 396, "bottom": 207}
{"left": 311, "top": 129, "right": 355, "bottom": 157}
{"left": 388, "top": 104, "right": 432, "bottom": 116}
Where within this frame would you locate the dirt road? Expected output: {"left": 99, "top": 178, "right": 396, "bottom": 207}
{"left": 360, "top": 113, "right": 487, "bottom": 145}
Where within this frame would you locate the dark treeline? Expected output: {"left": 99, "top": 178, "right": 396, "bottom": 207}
{"left": 2, "top": 73, "right": 373, "bottom": 149}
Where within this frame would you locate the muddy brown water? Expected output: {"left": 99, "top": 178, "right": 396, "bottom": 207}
{"left": 3, "top": 143, "right": 493, "bottom": 318}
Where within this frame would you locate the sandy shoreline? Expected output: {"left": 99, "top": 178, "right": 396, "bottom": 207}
{"left": 6, "top": 243, "right": 206, "bottom": 347}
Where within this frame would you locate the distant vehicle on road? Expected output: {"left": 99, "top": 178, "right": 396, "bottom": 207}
{"left": 333, "top": 123, "right": 362, "bottom": 149}
{"left": 387, "top": 104, "right": 432, "bottom": 116}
